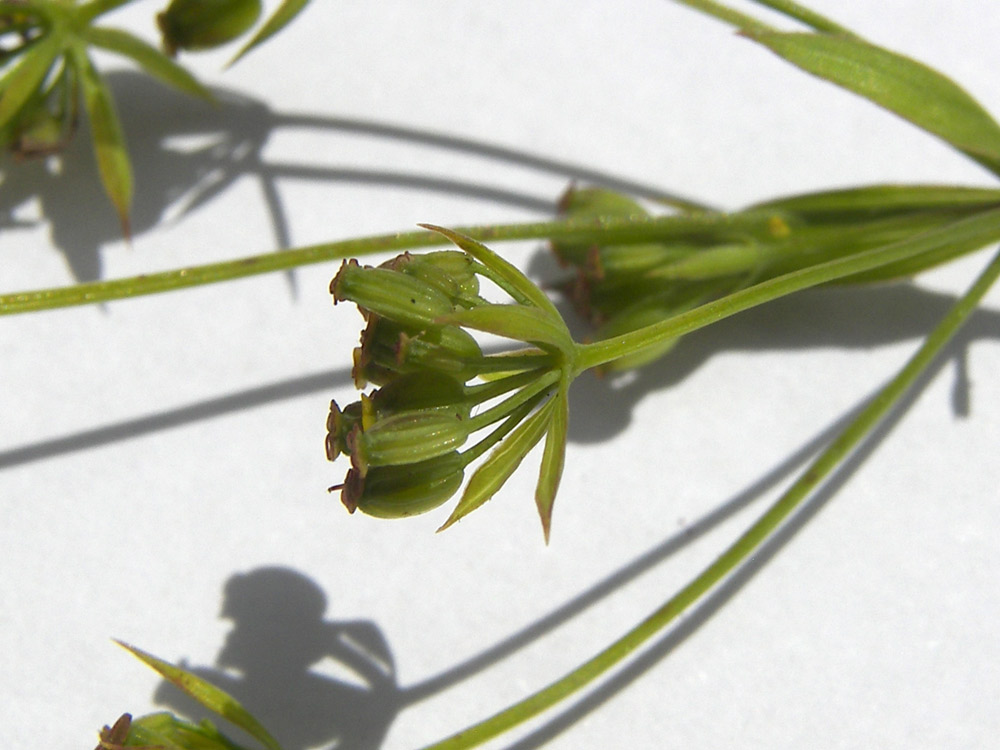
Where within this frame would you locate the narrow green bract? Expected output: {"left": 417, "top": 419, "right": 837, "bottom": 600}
{"left": 117, "top": 641, "right": 283, "bottom": 750}
{"left": 72, "top": 45, "right": 132, "bottom": 231}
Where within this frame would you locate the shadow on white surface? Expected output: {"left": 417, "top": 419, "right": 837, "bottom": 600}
{"left": 144, "top": 326, "right": 970, "bottom": 748}
{"left": 0, "top": 71, "right": 697, "bottom": 286}
{"left": 562, "top": 282, "right": 1000, "bottom": 443}
{"left": 2, "top": 283, "right": 998, "bottom": 472}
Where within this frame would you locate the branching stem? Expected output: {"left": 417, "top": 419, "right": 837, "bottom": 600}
{"left": 421, "top": 243, "right": 1000, "bottom": 750}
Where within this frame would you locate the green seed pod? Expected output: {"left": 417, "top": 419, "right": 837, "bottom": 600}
{"left": 359, "top": 317, "right": 485, "bottom": 383}
{"left": 331, "top": 259, "right": 456, "bottom": 329}
{"left": 370, "top": 371, "right": 472, "bottom": 420}
{"left": 558, "top": 185, "right": 650, "bottom": 220}
{"left": 382, "top": 251, "right": 481, "bottom": 304}
{"left": 157, "top": 0, "right": 262, "bottom": 56}
{"left": 349, "top": 411, "right": 469, "bottom": 474}
{"left": 591, "top": 242, "right": 694, "bottom": 279}
{"left": 339, "top": 452, "right": 465, "bottom": 518}
{"left": 552, "top": 186, "right": 651, "bottom": 266}
{"left": 407, "top": 251, "right": 481, "bottom": 303}
{"left": 121, "top": 711, "right": 244, "bottom": 750}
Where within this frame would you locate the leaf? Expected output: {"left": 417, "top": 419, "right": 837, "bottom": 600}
{"left": 116, "top": 641, "right": 285, "bottom": 750}
{"left": 438, "top": 397, "right": 556, "bottom": 531}
{"left": 83, "top": 26, "right": 214, "bottom": 102}
{"left": 441, "top": 304, "right": 575, "bottom": 357}
{"left": 745, "top": 31, "right": 1000, "bottom": 173}
{"left": 228, "top": 0, "right": 312, "bottom": 66}
{"left": 70, "top": 46, "right": 132, "bottom": 233}
{"left": 749, "top": 184, "right": 1000, "bottom": 221}
{"left": 535, "top": 383, "right": 569, "bottom": 543}
{"left": 0, "top": 32, "right": 62, "bottom": 129}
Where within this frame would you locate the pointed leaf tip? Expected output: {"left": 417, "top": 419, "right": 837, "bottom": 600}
{"left": 439, "top": 396, "right": 557, "bottom": 531}
{"left": 535, "top": 385, "right": 569, "bottom": 543}
{"left": 72, "top": 49, "right": 133, "bottom": 231}
{"left": 115, "top": 640, "right": 285, "bottom": 750}
{"left": 228, "top": 0, "right": 312, "bottom": 66}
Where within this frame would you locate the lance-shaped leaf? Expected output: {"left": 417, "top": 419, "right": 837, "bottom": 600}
{"left": 440, "top": 304, "right": 575, "bottom": 357}
{"left": 745, "top": 31, "right": 1000, "bottom": 174}
{"left": 0, "top": 32, "right": 62, "bottom": 129}
{"left": 82, "top": 26, "right": 213, "bottom": 101}
{"left": 116, "top": 641, "right": 284, "bottom": 750}
{"left": 419, "top": 224, "right": 564, "bottom": 320}
{"left": 229, "top": 0, "right": 312, "bottom": 66}
{"left": 535, "top": 382, "right": 569, "bottom": 543}
{"left": 749, "top": 184, "right": 1000, "bottom": 221}
{"left": 71, "top": 45, "right": 132, "bottom": 232}
{"left": 439, "top": 396, "right": 556, "bottom": 531}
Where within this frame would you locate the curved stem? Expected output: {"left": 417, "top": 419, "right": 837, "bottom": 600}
{"left": 422, "top": 243, "right": 1000, "bottom": 749}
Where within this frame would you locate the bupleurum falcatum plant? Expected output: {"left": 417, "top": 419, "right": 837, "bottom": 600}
{"left": 5, "top": 1, "right": 1000, "bottom": 748}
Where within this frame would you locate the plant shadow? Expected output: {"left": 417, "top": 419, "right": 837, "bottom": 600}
{"left": 559, "top": 280, "right": 1000, "bottom": 443}
{"left": 151, "top": 327, "right": 963, "bottom": 748}
{"left": 5, "top": 70, "right": 997, "bottom": 748}
{"left": 0, "top": 70, "right": 692, "bottom": 285}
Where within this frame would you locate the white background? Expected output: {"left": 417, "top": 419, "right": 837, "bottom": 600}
{"left": 3, "top": 1, "right": 1000, "bottom": 748}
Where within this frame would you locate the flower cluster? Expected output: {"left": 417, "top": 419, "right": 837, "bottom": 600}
{"left": 551, "top": 185, "right": 998, "bottom": 372}
{"left": 328, "top": 226, "right": 574, "bottom": 540}
{"left": 550, "top": 186, "right": 788, "bottom": 371}
{"left": 96, "top": 712, "right": 240, "bottom": 750}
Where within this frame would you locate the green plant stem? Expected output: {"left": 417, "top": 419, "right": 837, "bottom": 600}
{"left": 76, "top": 0, "right": 135, "bottom": 24}
{"left": 669, "top": 0, "right": 778, "bottom": 33}
{"left": 422, "top": 242, "right": 1000, "bottom": 750}
{"left": 576, "top": 207, "right": 1000, "bottom": 371}
{"left": 0, "top": 211, "right": 785, "bottom": 315}
{"left": 747, "top": 0, "right": 857, "bottom": 35}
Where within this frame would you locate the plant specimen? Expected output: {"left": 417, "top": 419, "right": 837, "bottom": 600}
{"left": 2, "top": 1, "right": 999, "bottom": 748}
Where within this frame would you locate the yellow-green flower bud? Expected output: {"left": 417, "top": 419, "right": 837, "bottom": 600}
{"left": 355, "top": 317, "right": 485, "bottom": 385}
{"left": 383, "top": 250, "right": 482, "bottom": 304}
{"left": 338, "top": 452, "right": 465, "bottom": 518}
{"left": 551, "top": 186, "right": 651, "bottom": 266}
{"left": 331, "top": 259, "right": 456, "bottom": 329}
{"left": 157, "top": 0, "right": 262, "bottom": 56}
{"left": 370, "top": 371, "right": 471, "bottom": 419}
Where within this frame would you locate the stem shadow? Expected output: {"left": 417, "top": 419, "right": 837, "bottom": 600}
{"left": 0, "top": 70, "right": 693, "bottom": 285}
{"left": 506, "top": 320, "right": 966, "bottom": 749}
{"left": 149, "top": 335, "right": 958, "bottom": 748}
{"left": 561, "top": 281, "right": 1000, "bottom": 443}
